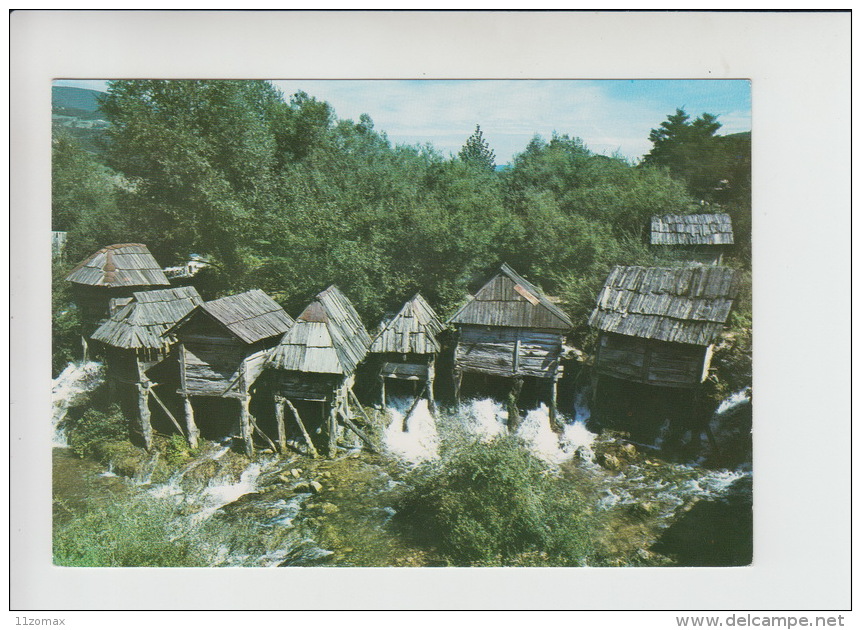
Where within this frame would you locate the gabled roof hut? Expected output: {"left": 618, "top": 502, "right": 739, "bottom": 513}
{"left": 650, "top": 214, "right": 734, "bottom": 265}
{"left": 448, "top": 263, "right": 573, "bottom": 426}
{"left": 267, "top": 286, "right": 373, "bottom": 457}
{"left": 90, "top": 286, "right": 203, "bottom": 450}
{"left": 66, "top": 243, "right": 171, "bottom": 337}
{"left": 369, "top": 293, "right": 444, "bottom": 408}
{"left": 589, "top": 265, "right": 740, "bottom": 389}
{"left": 166, "top": 289, "right": 294, "bottom": 455}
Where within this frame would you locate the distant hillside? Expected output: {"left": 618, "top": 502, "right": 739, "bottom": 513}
{"left": 53, "top": 86, "right": 110, "bottom": 157}
{"left": 53, "top": 86, "right": 104, "bottom": 115}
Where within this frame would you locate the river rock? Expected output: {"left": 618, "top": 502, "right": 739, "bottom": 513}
{"left": 318, "top": 502, "right": 339, "bottom": 514}
{"left": 598, "top": 452, "right": 622, "bottom": 471}
{"left": 309, "top": 480, "right": 324, "bottom": 494}
{"left": 620, "top": 442, "right": 637, "bottom": 460}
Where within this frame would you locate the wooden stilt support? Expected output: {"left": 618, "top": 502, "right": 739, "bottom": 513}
{"left": 507, "top": 377, "right": 524, "bottom": 433}
{"left": 402, "top": 382, "right": 428, "bottom": 432}
{"left": 81, "top": 335, "right": 89, "bottom": 363}
{"left": 275, "top": 396, "right": 287, "bottom": 453}
{"left": 327, "top": 401, "right": 339, "bottom": 458}
{"left": 340, "top": 414, "right": 378, "bottom": 453}
{"left": 380, "top": 376, "right": 387, "bottom": 409}
{"left": 454, "top": 369, "right": 463, "bottom": 405}
{"left": 183, "top": 395, "right": 199, "bottom": 448}
{"left": 427, "top": 357, "right": 436, "bottom": 413}
{"left": 347, "top": 387, "right": 374, "bottom": 428}
{"left": 284, "top": 398, "right": 318, "bottom": 458}
{"left": 148, "top": 384, "right": 185, "bottom": 437}
{"left": 137, "top": 382, "right": 154, "bottom": 451}
{"left": 239, "top": 395, "right": 254, "bottom": 457}
{"left": 549, "top": 377, "right": 560, "bottom": 433}
{"left": 249, "top": 415, "right": 278, "bottom": 454}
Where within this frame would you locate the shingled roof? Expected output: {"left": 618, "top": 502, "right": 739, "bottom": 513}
{"left": 448, "top": 263, "right": 572, "bottom": 330}
{"left": 650, "top": 213, "right": 734, "bottom": 246}
{"left": 66, "top": 243, "right": 171, "bottom": 288}
{"left": 268, "top": 285, "right": 372, "bottom": 376}
{"left": 168, "top": 289, "right": 294, "bottom": 345}
{"left": 91, "top": 286, "right": 203, "bottom": 349}
{"left": 589, "top": 265, "right": 740, "bottom": 346}
{"left": 370, "top": 293, "right": 444, "bottom": 355}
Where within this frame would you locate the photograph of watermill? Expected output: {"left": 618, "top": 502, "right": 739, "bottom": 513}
{"left": 51, "top": 77, "right": 753, "bottom": 569}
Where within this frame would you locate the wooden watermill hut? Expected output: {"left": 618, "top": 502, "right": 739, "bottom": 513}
{"left": 266, "top": 285, "right": 373, "bottom": 457}
{"left": 66, "top": 244, "right": 172, "bottom": 354}
{"left": 90, "top": 286, "right": 203, "bottom": 450}
{"left": 165, "top": 289, "right": 294, "bottom": 455}
{"left": 448, "top": 263, "right": 573, "bottom": 426}
{"left": 650, "top": 213, "right": 734, "bottom": 265}
{"left": 369, "top": 293, "right": 444, "bottom": 410}
{"left": 589, "top": 265, "right": 740, "bottom": 390}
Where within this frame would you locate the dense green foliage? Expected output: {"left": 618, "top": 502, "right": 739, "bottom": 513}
{"left": 397, "top": 437, "right": 597, "bottom": 566}
{"left": 54, "top": 496, "right": 206, "bottom": 567}
{"left": 51, "top": 263, "right": 83, "bottom": 375}
{"left": 53, "top": 81, "right": 748, "bottom": 336}
{"left": 66, "top": 404, "right": 128, "bottom": 459}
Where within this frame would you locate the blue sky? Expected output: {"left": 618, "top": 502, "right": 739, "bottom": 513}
{"left": 54, "top": 79, "right": 750, "bottom": 164}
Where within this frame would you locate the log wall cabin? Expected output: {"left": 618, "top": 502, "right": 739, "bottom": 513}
{"left": 165, "top": 289, "right": 294, "bottom": 455}
{"left": 588, "top": 265, "right": 740, "bottom": 390}
{"left": 90, "top": 286, "right": 203, "bottom": 450}
{"left": 266, "top": 286, "right": 373, "bottom": 457}
{"left": 369, "top": 293, "right": 444, "bottom": 410}
{"left": 448, "top": 263, "right": 573, "bottom": 426}
{"left": 650, "top": 213, "right": 734, "bottom": 266}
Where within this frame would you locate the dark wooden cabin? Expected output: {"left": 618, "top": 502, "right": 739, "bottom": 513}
{"left": 66, "top": 243, "right": 171, "bottom": 337}
{"left": 369, "top": 293, "right": 444, "bottom": 410}
{"left": 589, "top": 265, "right": 740, "bottom": 390}
{"left": 165, "top": 289, "right": 294, "bottom": 455}
{"left": 448, "top": 263, "right": 573, "bottom": 425}
{"left": 650, "top": 213, "right": 734, "bottom": 265}
{"left": 266, "top": 286, "right": 373, "bottom": 457}
{"left": 90, "top": 286, "right": 203, "bottom": 450}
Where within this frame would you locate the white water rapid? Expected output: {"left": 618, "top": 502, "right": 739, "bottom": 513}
{"left": 52, "top": 361, "right": 105, "bottom": 446}
{"left": 384, "top": 398, "right": 439, "bottom": 464}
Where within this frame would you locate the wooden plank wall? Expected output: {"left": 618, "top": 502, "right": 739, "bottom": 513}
{"left": 455, "top": 325, "right": 562, "bottom": 379}
{"left": 596, "top": 332, "right": 707, "bottom": 388}
{"left": 181, "top": 332, "right": 245, "bottom": 397}
{"left": 275, "top": 372, "right": 339, "bottom": 401}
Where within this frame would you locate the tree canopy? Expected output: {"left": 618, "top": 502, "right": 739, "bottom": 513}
{"left": 458, "top": 124, "right": 496, "bottom": 172}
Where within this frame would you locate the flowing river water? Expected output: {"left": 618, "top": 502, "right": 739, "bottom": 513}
{"left": 52, "top": 362, "right": 752, "bottom": 567}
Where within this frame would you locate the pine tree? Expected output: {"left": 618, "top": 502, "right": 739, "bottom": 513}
{"left": 458, "top": 124, "right": 496, "bottom": 172}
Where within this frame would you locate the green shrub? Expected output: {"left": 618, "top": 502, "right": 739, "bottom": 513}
{"left": 66, "top": 404, "right": 129, "bottom": 459}
{"left": 164, "top": 433, "right": 194, "bottom": 466}
{"left": 397, "top": 436, "right": 596, "bottom": 566}
{"left": 53, "top": 496, "right": 205, "bottom": 567}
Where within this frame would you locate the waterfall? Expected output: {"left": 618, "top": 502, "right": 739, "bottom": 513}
{"left": 462, "top": 398, "right": 508, "bottom": 441}
{"left": 384, "top": 398, "right": 439, "bottom": 464}
{"left": 51, "top": 361, "right": 105, "bottom": 446}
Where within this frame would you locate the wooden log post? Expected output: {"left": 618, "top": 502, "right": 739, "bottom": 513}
{"left": 239, "top": 395, "right": 254, "bottom": 457}
{"left": 380, "top": 376, "right": 387, "bottom": 409}
{"left": 284, "top": 398, "right": 318, "bottom": 459}
{"left": 453, "top": 368, "right": 463, "bottom": 405}
{"left": 427, "top": 356, "right": 436, "bottom": 413}
{"left": 507, "top": 377, "right": 524, "bottom": 433}
{"left": 137, "top": 382, "right": 154, "bottom": 451}
{"left": 183, "top": 395, "right": 199, "bottom": 449}
{"left": 274, "top": 396, "right": 287, "bottom": 453}
{"left": 327, "top": 401, "right": 339, "bottom": 458}
{"left": 402, "top": 382, "right": 428, "bottom": 432}
{"left": 549, "top": 377, "right": 560, "bottom": 433}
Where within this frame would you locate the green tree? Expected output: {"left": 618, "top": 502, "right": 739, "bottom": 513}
{"left": 458, "top": 124, "right": 497, "bottom": 172}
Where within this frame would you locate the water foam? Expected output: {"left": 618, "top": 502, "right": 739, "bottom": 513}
{"left": 51, "top": 361, "right": 105, "bottom": 446}
{"left": 384, "top": 399, "right": 439, "bottom": 464}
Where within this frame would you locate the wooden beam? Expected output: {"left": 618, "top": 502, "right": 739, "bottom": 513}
{"left": 239, "top": 395, "right": 254, "bottom": 457}
{"left": 327, "top": 400, "right": 339, "bottom": 458}
{"left": 549, "top": 377, "right": 560, "bottom": 433}
{"left": 249, "top": 414, "right": 278, "bottom": 454}
{"left": 275, "top": 396, "right": 287, "bottom": 453}
{"left": 380, "top": 376, "right": 387, "bottom": 409}
{"left": 147, "top": 383, "right": 185, "bottom": 437}
{"left": 183, "top": 395, "right": 199, "bottom": 448}
{"left": 402, "top": 382, "right": 428, "bottom": 432}
{"left": 137, "top": 383, "right": 154, "bottom": 451}
{"left": 507, "top": 377, "right": 524, "bottom": 432}
{"left": 427, "top": 356, "right": 436, "bottom": 413}
{"left": 347, "top": 387, "right": 374, "bottom": 428}
{"left": 340, "top": 414, "right": 378, "bottom": 454}
{"left": 284, "top": 398, "right": 319, "bottom": 459}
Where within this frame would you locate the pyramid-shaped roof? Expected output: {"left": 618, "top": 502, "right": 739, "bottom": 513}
{"left": 268, "top": 286, "right": 371, "bottom": 375}
{"left": 448, "top": 263, "right": 572, "bottom": 331}
{"left": 66, "top": 243, "right": 170, "bottom": 288}
{"left": 91, "top": 286, "right": 203, "bottom": 349}
{"left": 370, "top": 293, "right": 444, "bottom": 355}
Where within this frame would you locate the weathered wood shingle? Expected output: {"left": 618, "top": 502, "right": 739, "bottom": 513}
{"left": 448, "top": 263, "right": 572, "bottom": 330}
{"left": 268, "top": 286, "right": 371, "bottom": 376}
{"left": 66, "top": 243, "right": 171, "bottom": 288}
{"left": 370, "top": 293, "right": 444, "bottom": 355}
{"left": 589, "top": 265, "right": 740, "bottom": 346}
{"left": 91, "top": 286, "right": 203, "bottom": 349}
{"left": 650, "top": 213, "right": 734, "bottom": 246}
{"left": 168, "top": 289, "right": 294, "bottom": 345}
